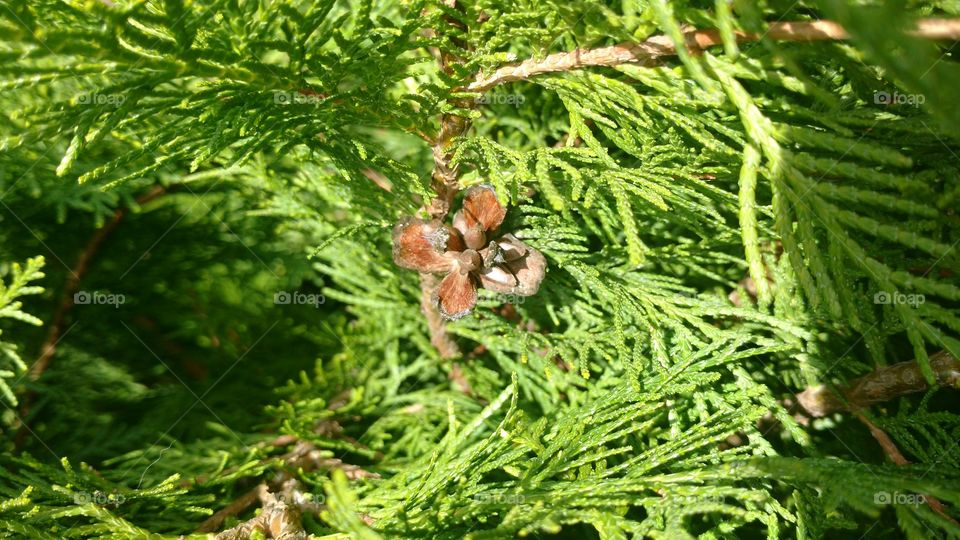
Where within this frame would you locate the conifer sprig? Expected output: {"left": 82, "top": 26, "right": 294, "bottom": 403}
{"left": 0, "top": 256, "right": 45, "bottom": 405}
{"left": 1, "top": 0, "right": 959, "bottom": 538}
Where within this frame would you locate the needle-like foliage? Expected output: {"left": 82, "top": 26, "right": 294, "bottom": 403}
{"left": 0, "top": 0, "right": 958, "bottom": 538}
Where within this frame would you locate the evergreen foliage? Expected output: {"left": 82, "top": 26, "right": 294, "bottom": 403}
{"left": 0, "top": 0, "right": 958, "bottom": 538}
{"left": 0, "top": 257, "right": 44, "bottom": 406}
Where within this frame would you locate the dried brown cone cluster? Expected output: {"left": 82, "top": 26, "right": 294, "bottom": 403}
{"left": 393, "top": 185, "right": 546, "bottom": 319}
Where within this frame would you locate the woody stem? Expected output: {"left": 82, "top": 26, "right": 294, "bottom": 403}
{"left": 420, "top": 273, "right": 460, "bottom": 359}
{"left": 419, "top": 0, "right": 475, "bottom": 358}
{"left": 465, "top": 18, "right": 960, "bottom": 93}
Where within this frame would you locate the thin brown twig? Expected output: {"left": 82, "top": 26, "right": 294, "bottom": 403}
{"left": 196, "top": 400, "right": 378, "bottom": 536}
{"left": 197, "top": 485, "right": 263, "bottom": 534}
{"left": 27, "top": 185, "right": 167, "bottom": 381}
{"left": 200, "top": 441, "right": 381, "bottom": 537}
{"left": 14, "top": 185, "right": 167, "bottom": 450}
{"left": 855, "top": 411, "right": 960, "bottom": 526}
{"left": 466, "top": 18, "right": 960, "bottom": 93}
{"left": 854, "top": 412, "right": 909, "bottom": 466}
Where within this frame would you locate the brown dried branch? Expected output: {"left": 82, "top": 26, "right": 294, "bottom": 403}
{"left": 199, "top": 438, "right": 380, "bottom": 535}
{"left": 796, "top": 350, "right": 960, "bottom": 417}
{"left": 197, "top": 486, "right": 263, "bottom": 534}
{"left": 466, "top": 18, "right": 960, "bottom": 93}
{"left": 15, "top": 185, "right": 167, "bottom": 450}
{"left": 361, "top": 168, "right": 393, "bottom": 192}
{"left": 792, "top": 351, "right": 960, "bottom": 523}
{"left": 27, "top": 185, "right": 167, "bottom": 381}
{"left": 855, "top": 412, "right": 909, "bottom": 465}
{"left": 793, "top": 349, "right": 960, "bottom": 524}
{"left": 280, "top": 439, "right": 381, "bottom": 480}
{"left": 855, "top": 411, "right": 960, "bottom": 525}
{"left": 198, "top": 399, "right": 380, "bottom": 536}
{"left": 214, "top": 484, "right": 307, "bottom": 540}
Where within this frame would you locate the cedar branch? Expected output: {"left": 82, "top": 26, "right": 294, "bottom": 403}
{"left": 466, "top": 18, "right": 960, "bottom": 93}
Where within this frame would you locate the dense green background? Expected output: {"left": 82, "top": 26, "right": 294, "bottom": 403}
{"left": 1, "top": 0, "right": 959, "bottom": 538}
